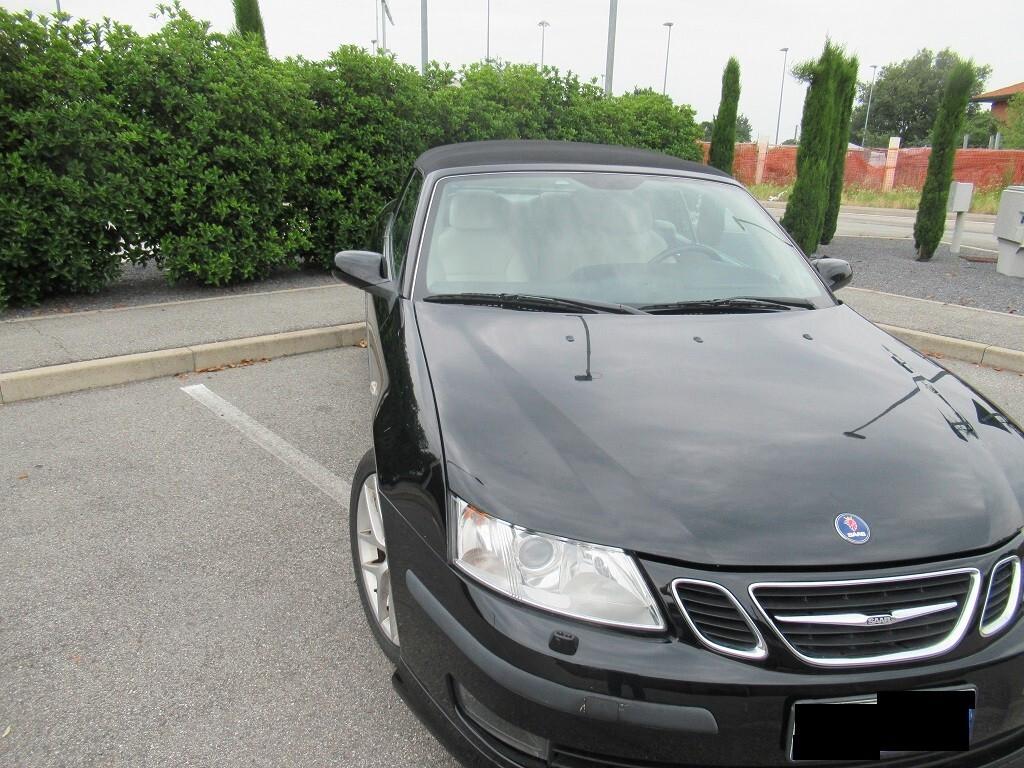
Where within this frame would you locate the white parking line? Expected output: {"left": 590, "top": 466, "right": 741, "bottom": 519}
{"left": 181, "top": 383, "right": 351, "bottom": 505}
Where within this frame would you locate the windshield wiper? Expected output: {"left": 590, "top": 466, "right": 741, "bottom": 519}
{"left": 424, "top": 293, "right": 648, "bottom": 315}
{"left": 640, "top": 296, "right": 816, "bottom": 314}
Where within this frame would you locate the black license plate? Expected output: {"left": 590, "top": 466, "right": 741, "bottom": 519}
{"left": 790, "top": 689, "right": 976, "bottom": 761}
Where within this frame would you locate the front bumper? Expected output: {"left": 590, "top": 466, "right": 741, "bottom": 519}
{"left": 388, "top": 514, "right": 1024, "bottom": 767}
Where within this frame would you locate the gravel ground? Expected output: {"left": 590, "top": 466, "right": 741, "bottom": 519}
{"left": 820, "top": 237, "right": 1024, "bottom": 315}
{"left": 1, "top": 261, "right": 337, "bottom": 320}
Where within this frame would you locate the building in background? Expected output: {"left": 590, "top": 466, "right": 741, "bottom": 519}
{"left": 971, "top": 81, "right": 1024, "bottom": 123}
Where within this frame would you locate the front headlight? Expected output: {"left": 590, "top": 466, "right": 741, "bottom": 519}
{"left": 450, "top": 495, "right": 665, "bottom": 631}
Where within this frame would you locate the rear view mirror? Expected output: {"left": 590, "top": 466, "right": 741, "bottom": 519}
{"left": 811, "top": 258, "right": 853, "bottom": 292}
{"left": 333, "top": 250, "right": 395, "bottom": 298}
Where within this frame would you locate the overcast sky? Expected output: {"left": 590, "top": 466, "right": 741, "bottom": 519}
{"left": 6, "top": 0, "right": 1020, "bottom": 141}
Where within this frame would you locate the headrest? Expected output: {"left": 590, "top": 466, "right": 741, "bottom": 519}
{"left": 697, "top": 199, "right": 725, "bottom": 246}
{"left": 448, "top": 190, "right": 509, "bottom": 230}
{"left": 584, "top": 192, "right": 654, "bottom": 235}
{"left": 533, "top": 193, "right": 576, "bottom": 229}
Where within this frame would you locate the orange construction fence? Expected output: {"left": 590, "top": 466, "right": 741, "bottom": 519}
{"left": 699, "top": 142, "right": 1024, "bottom": 191}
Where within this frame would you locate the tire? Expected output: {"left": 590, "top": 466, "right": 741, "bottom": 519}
{"left": 350, "top": 448, "right": 401, "bottom": 664}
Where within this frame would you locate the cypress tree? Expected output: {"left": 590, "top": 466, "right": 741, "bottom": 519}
{"left": 781, "top": 42, "right": 841, "bottom": 254}
{"left": 913, "top": 60, "right": 975, "bottom": 260}
{"left": 820, "top": 53, "right": 859, "bottom": 245}
{"left": 709, "top": 58, "right": 741, "bottom": 174}
{"left": 233, "top": 0, "right": 267, "bottom": 52}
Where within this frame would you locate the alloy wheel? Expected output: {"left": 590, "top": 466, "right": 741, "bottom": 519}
{"left": 355, "top": 473, "right": 399, "bottom": 645}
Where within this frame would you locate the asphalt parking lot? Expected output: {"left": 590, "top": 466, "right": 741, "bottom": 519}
{"left": 1, "top": 348, "right": 457, "bottom": 767}
{"left": 2, "top": 346, "right": 1024, "bottom": 767}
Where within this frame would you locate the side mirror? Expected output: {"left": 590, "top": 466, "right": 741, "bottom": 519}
{"left": 333, "top": 250, "right": 395, "bottom": 298}
{"left": 811, "top": 258, "right": 853, "bottom": 292}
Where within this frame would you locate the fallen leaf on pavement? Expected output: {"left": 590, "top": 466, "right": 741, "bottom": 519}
{"left": 196, "top": 357, "right": 270, "bottom": 373}
{"left": 357, "top": 339, "right": 368, "bottom": 348}
{"left": 17, "top": 473, "right": 28, "bottom": 480}
{"left": 1, "top": 725, "right": 10, "bottom": 739}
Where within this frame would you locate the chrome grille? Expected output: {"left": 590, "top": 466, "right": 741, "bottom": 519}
{"left": 981, "top": 556, "right": 1021, "bottom": 637}
{"left": 671, "top": 579, "right": 766, "bottom": 660}
{"left": 750, "top": 568, "right": 982, "bottom": 667}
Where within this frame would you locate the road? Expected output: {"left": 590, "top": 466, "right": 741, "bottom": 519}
{"left": 2, "top": 347, "right": 1023, "bottom": 766}
{"left": 762, "top": 202, "right": 998, "bottom": 253}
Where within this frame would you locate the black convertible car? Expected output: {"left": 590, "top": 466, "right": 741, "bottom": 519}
{"left": 334, "top": 141, "right": 1024, "bottom": 767}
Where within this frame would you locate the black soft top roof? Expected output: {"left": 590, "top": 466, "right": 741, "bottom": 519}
{"left": 415, "top": 140, "right": 728, "bottom": 177}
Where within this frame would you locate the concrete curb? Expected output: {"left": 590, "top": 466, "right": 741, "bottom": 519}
{"left": 0, "top": 322, "right": 366, "bottom": 404}
{"left": 760, "top": 201, "right": 997, "bottom": 223}
{"left": 878, "top": 324, "right": 1024, "bottom": 373}
{"left": 0, "top": 283, "right": 347, "bottom": 325}
{"left": 844, "top": 286, "right": 1023, "bottom": 319}
{"left": 191, "top": 325, "right": 365, "bottom": 371}
{"left": 1, "top": 318, "right": 1020, "bottom": 405}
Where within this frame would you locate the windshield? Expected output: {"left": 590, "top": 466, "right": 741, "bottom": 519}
{"left": 414, "top": 172, "right": 831, "bottom": 309}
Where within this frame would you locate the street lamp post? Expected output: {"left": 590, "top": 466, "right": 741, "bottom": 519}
{"left": 774, "top": 47, "right": 789, "bottom": 145}
{"left": 538, "top": 20, "right": 550, "bottom": 67}
{"left": 604, "top": 0, "right": 617, "bottom": 96}
{"left": 862, "top": 64, "right": 879, "bottom": 147}
{"left": 380, "top": 0, "right": 394, "bottom": 53}
{"left": 420, "top": 0, "right": 428, "bottom": 74}
{"left": 486, "top": 0, "right": 491, "bottom": 61}
{"left": 661, "top": 22, "right": 674, "bottom": 96}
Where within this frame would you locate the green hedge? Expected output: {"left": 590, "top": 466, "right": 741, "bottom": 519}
{"left": 107, "top": 15, "right": 319, "bottom": 284}
{"left": 0, "top": 6, "right": 702, "bottom": 309}
{"left": 0, "top": 14, "right": 141, "bottom": 308}
{"left": 302, "top": 48, "right": 442, "bottom": 269}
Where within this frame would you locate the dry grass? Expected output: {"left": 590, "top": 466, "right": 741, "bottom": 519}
{"left": 750, "top": 183, "right": 1001, "bottom": 215}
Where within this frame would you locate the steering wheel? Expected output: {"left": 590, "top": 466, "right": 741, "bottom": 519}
{"left": 649, "top": 243, "right": 724, "bottom": 264}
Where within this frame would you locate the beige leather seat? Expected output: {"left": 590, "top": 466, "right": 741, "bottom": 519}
{"left": 697, "top": 197, "right": 726, "bottom": 248}
{"left": 528, "top": 193, "right": 590, "bottom": 281}
{"left": 427, "top": 190, "right": 528, "bottom": 288}
{"left": 580, "top": 192, "right": 667, "bottom": 265}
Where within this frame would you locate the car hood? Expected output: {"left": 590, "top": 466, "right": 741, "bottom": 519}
{"left": 415, "top": 302, "right": 1024, "bottom": 567}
